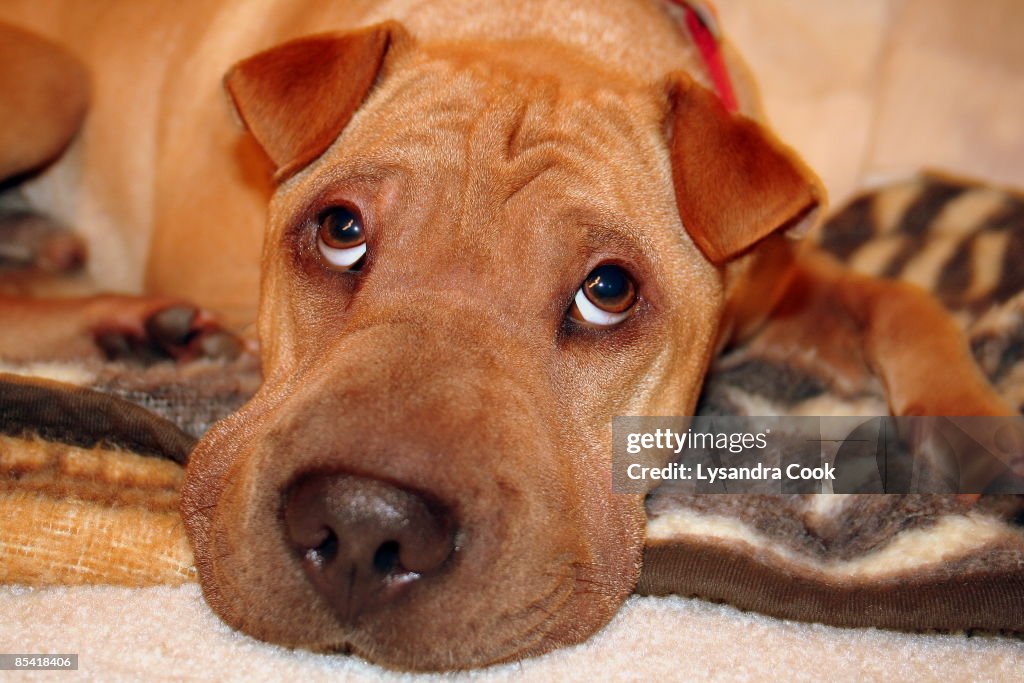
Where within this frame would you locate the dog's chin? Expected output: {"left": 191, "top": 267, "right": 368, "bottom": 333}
{"left": 346, "top": 587, "right": 631, "bottom": 671}
{"left": 191, "top": 519, "right": 637, "bottom": 671}
{"left": 200, "top": 590, "right": 624, "bottom": 671}
{"left": 318, "top": 581, "right": 628, "bottom": 671}
{"left": 180, "top": 361, "right": 646, "bottom": 671}
{"left": 183, "top": 454, "right": 642, "bottom": 671}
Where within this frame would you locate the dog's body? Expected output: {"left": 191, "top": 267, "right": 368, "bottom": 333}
{"left": 0, "top": 0, "right": 1016, "bottom": 671}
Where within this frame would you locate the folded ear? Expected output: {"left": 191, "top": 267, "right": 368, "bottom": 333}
{"left": 665, "top": 72, "right": 825, "bottom": 264}
{"left": 224, "top": 22, "right": 408, "bottom": 182}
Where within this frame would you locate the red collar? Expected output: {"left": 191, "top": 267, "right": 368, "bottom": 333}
{"left": 666, "top": 1, "right": 739, "bottom": 112}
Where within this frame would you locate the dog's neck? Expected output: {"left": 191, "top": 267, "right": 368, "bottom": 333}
{"left": 665, "top": 0, "right": 738, "bottom": 112}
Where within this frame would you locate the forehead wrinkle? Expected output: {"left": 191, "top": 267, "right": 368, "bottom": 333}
{"left": 333, "top": 60, "right": 493, "bottom": 171}
{"left": 352, "top": 51, "right": 662, "bottom": 194}
{"left": 457, "top": 89, "right": 661, "bottom": 242}
{"left": 318, "top": 52, "right": 673, "bottom": 261}
{"left": 371, "top": 58, "right": 486, "bottom": 122}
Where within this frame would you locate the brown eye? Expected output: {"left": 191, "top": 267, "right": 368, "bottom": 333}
{"left": 570, "top": 264, "right": 638, "bottom": 327}
{"left": 317, "top": 206, "right": 366, "bottom": 269}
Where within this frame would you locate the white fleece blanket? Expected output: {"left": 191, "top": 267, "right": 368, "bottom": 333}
{"left": 4, "top": 586, "right": 1023, "bottom": 682}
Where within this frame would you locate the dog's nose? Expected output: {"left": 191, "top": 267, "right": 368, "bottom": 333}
{"left": 283, "top": 473, "right": 455, "bottom": 619}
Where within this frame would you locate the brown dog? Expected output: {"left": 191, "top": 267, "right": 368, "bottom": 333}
{"left": 0, "top": 0, "right": 1015, "bottom": 671}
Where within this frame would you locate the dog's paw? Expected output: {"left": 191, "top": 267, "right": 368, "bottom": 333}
{"left": 89, "top": 297, "right": 247, "bottom": 364}
{"left": 0, "top": 208, "right": 86, "bottom": 275}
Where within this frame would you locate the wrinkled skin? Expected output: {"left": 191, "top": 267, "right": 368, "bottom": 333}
{"left": 182, "top": 41, "right": 724, "bottom": 669}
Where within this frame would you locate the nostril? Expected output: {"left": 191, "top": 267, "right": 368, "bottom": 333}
{"left": 305, "top": 527, "right": 339, "bottom": 569}
{"left": 372, "top": 540, "right": 402, "bottom": 575}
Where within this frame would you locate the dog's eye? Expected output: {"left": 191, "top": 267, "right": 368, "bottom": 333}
{"left": 317, "top": 206, "right": 366, "bottom": 269}
{"left": 569, "top": 264, "right": 637, "bottom": 327}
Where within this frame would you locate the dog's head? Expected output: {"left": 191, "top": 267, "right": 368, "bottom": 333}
{"left": 181, "top": 21, "right": 822, "bottom": 670}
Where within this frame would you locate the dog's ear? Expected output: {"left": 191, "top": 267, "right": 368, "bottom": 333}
{"left": 665, "top": 72, "right": 825, "bottom": 264}
{"left": 224, "top": 22, "right": 408, "bottom": 182}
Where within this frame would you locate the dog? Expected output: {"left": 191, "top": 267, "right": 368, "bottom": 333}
{"left": 0, "top": 0, "right": 1016, "bottom": 671}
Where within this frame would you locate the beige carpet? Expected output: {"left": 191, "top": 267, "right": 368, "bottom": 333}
{"left": 3, "top": 586, "right": 1023, "bottom": 682}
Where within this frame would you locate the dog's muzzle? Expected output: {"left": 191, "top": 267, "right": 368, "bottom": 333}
{"left": 182, "top": 317, "right": 643, "bottom": 670}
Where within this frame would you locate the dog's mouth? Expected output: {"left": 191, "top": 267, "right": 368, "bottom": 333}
{"left": 334, "top": 565, "right": 583, "bottom": 668}
{"left": 179, "top": 315, "right": 647, "bottom": 670}
{"left": 190, "top": 485, "right": 610, "bottom": 669}
{"left": 183, "top": 428, "right": 642, "bottom": 671}
{"left": 278, "top": 471, "right": 599, "bottom": 667}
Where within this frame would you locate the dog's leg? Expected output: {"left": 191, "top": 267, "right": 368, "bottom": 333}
{"left": 734, "top": 245, "right": 1016, "bottom": 418}
{"left": 735, "top": 243, "right": 1021, "bottom": 499}
{"left": 824, "top": 254, "right": 1022, "bottom": 497}
{"left": 0, "top": 294, "right": 246, "bottom": 363}
{"left": 0, "top": 23, "right": 88, "bottom": 182}
{"left": 0, "top": 24, "right": 246, "bottom": 365}
{"left": 838, "top": 268, "right": 1016, "bottom": 418}
{"left": 0, "top": 25, "right": 89, "bottom": 291}
{"left": 0, "top": 22, "right": 88, "bottom": 280}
